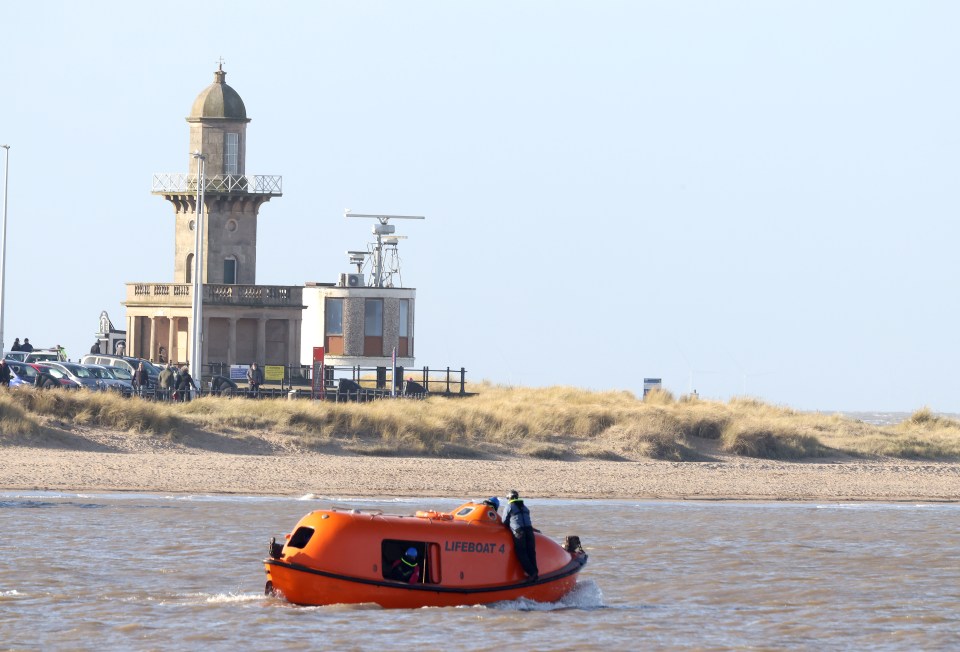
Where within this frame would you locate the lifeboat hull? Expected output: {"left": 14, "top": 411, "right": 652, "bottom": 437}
{"left": 265, "top": 558, "right": 583, "bottom": 608}
{"left": 263, "top": 502, "right": 588, "bottom": 608}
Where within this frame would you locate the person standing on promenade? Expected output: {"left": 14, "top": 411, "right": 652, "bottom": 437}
{"left": 11, "top": 338, "right": 21, "bottom": 352}
{"left": 132, "top": 362, "right": 149, "bottom": 397}
{"left": 176, "top": 366, "right": 194, "bottom": 402}
{"left": 158, "top": 364, "right": 175, "bottom": 401}
{"left": 20, "top": 338, "right": 33, "bottom": 353}
{"left": 499, "top": 489, "right": 538, "bottom": 580}
{"left": 246, "top": 362, "right": 263, "bottom": 397}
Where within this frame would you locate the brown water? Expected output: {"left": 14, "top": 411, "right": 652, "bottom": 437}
{"left": 1, "top": 493, "right": 958, "bottom": 650}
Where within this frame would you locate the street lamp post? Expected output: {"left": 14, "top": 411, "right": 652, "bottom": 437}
{"left": 0, "top": 145, "right": 9, "bottom": 354}
{"left": 190, "top": 151, "right": 206, "bottom": 388}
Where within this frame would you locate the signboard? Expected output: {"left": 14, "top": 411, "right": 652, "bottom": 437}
{"left": 230, "top": 365, "right": 249, "bottom": 381}
{"left": 264, "top": 365, "right": 284, "bottom": 382}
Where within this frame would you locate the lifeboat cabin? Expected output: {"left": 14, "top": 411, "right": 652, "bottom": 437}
{"left": 264, "top": 501, "right": 588, "bottom": 608}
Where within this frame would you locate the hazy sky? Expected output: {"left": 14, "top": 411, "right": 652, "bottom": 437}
{"left": 1, "top": 1, "right": 957, "bottom": 412}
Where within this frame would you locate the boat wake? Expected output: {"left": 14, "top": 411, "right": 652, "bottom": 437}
{"left": 489, "top": 579, "right": 604, "bottom": 611}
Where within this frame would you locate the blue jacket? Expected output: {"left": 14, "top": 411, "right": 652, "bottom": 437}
{"left": 500, "top": 499, "right": 532, "bottom": 533}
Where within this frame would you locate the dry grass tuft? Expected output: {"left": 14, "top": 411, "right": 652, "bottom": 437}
{"left": 0, "top": 393, "right": 42, "bottom": 437}
{"left": 721, "top": 419, "right": 827, "bottom": 459}
{"left": 642, "top": 388, "right": 675, "bottom": 405}
{"left": 3, "top": 388, "right": 180, "bottom": 434}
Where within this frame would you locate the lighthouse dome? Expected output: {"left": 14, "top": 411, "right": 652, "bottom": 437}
{"left": 188, "top": 65, "right": 248, "bottom": 121}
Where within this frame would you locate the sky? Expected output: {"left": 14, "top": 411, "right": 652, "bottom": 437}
{"left": 1, "top": 1, "right": 958, "bottom": 412}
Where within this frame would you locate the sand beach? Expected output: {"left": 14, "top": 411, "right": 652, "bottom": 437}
{"left": 2, "top": 426, "right": 957, "bottom": 501}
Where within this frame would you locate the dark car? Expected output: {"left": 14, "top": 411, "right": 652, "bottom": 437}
{"left": 79, "top": 354, "right": 161, "bottom": 388}
{"left": 35, "top": 362, "right": 103, "bottom": 391}
{"left": 83, "top": 364, "right": 134, "bottom": 396}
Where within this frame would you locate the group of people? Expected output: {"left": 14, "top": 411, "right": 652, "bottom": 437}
{"left": 9, "top": 338, "right": 34, "bottom": 352}
{"left": 154, "top": 363, "right": 195, "bottom": 402}
{"left": 388, "top": 490, "right": 539, "bottom": 585}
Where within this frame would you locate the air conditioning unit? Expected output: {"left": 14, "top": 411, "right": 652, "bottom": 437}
{"left": 339, "top": 273, "right": 365, "bottom": 287}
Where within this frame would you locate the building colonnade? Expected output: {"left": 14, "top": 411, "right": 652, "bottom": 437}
{"left": 125, "top": 312, "right": 302, "bottom": 368}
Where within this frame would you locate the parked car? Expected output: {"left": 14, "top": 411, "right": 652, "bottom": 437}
{"left": 83, "top": 364, "right": 134, "bottom": 396}
{"left": 79, "top": 354, "right": 161, "bottom": 387}
{"left": 24, "top": 349, "right": 66, "bottom": 363}
{"left": 5, "top": 365, "right": 27, "bottom": 388}
{"left": 3, "top": 351, "right": 27, "bottom": 362}
{"left": 35, "top": 362, "right": 104, "bottom": 391}
{"left": 8, "top": 361, "right": 71, "bottom": 389}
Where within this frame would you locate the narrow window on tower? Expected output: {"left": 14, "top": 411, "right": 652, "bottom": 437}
{"left": 325, "top": 298, "right": 344, "bottom": 355}
{"left": 186, "top": 253, "right": 194, "bottom": 283}
{"left": 399, "top": 299, "right": 410, "bottom": 357}
{"left": 225, "top": 133, "right": 239, "bottom": 175}
{"left": 364, "top": 299, "right": 383, "bottom": 356}
{"left": 224, "top": 257, "right": 237, "bottom": 284}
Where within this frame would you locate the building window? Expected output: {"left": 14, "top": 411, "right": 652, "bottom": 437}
{"left": 325, "top": 298, "right": 344, "bottom": 355}
{"left": 224, "top": 258, "right": 237, "bottom": 284}
{"left": 186, "top": 253, "right": 194, "bottom": 283}
{"left": 365, "top": 300, "right": 383, "bottom": 336}
{"left": 225, "top": 133, "right": 239, "bottom": 175}
{"left": 399, "top": 299, "right": 411, "bottom": 357}
{"left": 364, "top": 299, "right": 383, "bottom": 356}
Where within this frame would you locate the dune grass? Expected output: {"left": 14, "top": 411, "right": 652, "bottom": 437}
{"left": 0, "top": 385, "right": 958, "bottom": 461}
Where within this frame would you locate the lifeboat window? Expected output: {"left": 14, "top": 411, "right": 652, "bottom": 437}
{"left": 455, "top": 506, "right": 474, "bottom": 517}
{"left": 381, "top": 540, "right": 439, "bottom": 585}
{"left": 287, "top": 526, "right": 315, "bottom": 549}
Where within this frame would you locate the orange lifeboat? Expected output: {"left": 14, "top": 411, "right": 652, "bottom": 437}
{"left": 263, "top": 501, "right": 588, "bottom": 608}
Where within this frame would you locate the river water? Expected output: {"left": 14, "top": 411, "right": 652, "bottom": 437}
{"left": 0, "top": 493, "right": 957, "bottom": 651}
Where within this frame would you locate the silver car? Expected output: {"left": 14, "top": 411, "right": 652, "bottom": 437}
{"left": 35, "top": 362, "right": 105, "bottom": 391}
{"left": 83, "top": 364, "right": 134, "bottom": 396}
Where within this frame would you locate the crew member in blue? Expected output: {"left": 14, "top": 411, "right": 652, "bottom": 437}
{"left": 500, "top": 490, "right": 538, "bottom": 580}
{"left": 389, "top": 547, "right": 420, "bottom": 584}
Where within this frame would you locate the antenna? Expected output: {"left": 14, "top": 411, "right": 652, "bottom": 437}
{"left": 346, "top": 250, "right": 368, "bottom": 273}
{"left": 344, "top": 210, "right": 424, "bottom": 287}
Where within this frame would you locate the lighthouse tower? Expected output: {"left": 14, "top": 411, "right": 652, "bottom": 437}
{"left": 155, "top": 63, "right": 281, "bottom": 285}
{"left": 126, "top": 65, "right": 300, "bottom": 372}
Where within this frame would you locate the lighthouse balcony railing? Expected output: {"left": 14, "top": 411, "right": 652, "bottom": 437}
{"left": 151, "top": 173, "right": 282, "bottom": 195}
{"left": 127, "top": 283, "right": 302, "bottom": 307}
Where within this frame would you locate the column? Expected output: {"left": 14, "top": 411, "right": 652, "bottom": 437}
{"left": 149, "top": 317, "right": 157, "bottom": 362}
{"left": 126, "top": 315, "right": 135, "bottom": 357}
{"left": 256, "top": 317, "right": 266, "bottom": 364}
{"left": 202, "top": 316, "right": 211, "bottom": 370}
{"left": 295, "top": 318, "right": 302, "bottom": 366}
{"left": 287, "top": 319, "right": 296, "bottom": 366}
{"left": 227, "top": 317, "right": 237, "bottom": 366}
{"left": 167, "top": 319, "right": 176, "bottom": 366}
